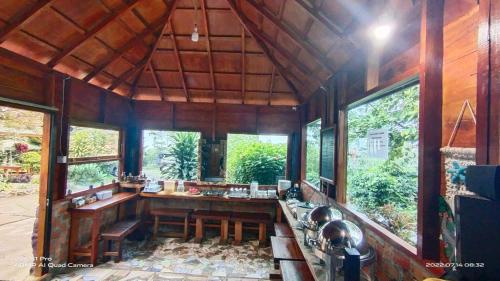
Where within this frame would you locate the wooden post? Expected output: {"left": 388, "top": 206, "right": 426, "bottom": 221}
{"left": 417, "top": 0, "right": 444, "bottom": 260}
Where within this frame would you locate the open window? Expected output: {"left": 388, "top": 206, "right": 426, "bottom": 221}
{"left": 226, "top": 133, "right": 288, "bottom": 185}
{"left": 346, "top": 83, "right": 420, "bottom": 246}
{"left": 66, "top": 125, "right": 121, "bottom": 195}
{"left": 141, "top": 130, "right": 201, "bottom": 181}
{"left": 305, "top": 119, "right": 321, "bottom": 188}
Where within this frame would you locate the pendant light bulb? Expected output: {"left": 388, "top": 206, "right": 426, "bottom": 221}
{"left": 191, "top": 24, "right": 199, "bottom": 42}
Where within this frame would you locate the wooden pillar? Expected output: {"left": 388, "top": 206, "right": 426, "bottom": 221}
{"left": 476, "top": 0, "right": 500, "bottom": 165}
{"left": 417, "top": 0, "right": 444, "bottom": 260}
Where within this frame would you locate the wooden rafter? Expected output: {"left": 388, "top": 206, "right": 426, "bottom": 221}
{"left": 84, "top": 1, "right": 177, "bottom": 82}
{"left": 226, "top": 0, "right": 306, "bottom": 102}
{"left": 0, "top": 0, "right": 55, "bottom": 43}
{"left": 137, "top": 86, "right": 292, "bottom": 94}
{"left": 169, "top": 20, "right": 189, "bottom": 101}
{"left": 149, "top": 62, "right": 163, "bottom": 100}
{"left": 128, "top": 70, "right": 143, "bottom": 98}
{"left": 200, "top": 0, "right": 216, "bottom": 103}
{"left": 244, "top": 0, "right": 335, "bottom": 73}
{"left": 268, "top": 66, "right": 275, "bottom": 105}
{"left": 47, "top": 0, "right": 141, "bottom": 67}
{"left": 241, "top": 26, "right": 246, "bottom": 104}
{"left": 49, "top": 6, "right": 85, "bottom": 34}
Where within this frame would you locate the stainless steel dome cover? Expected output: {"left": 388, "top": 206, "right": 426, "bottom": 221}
{"left": 303, "top": 205, "right": 343, "bottom": 230}
{"left": 315, "top": 220, "right": 363, "bottom": 254}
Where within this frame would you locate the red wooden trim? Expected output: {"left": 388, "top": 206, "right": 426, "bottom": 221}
{"left": 417, "top": 0, "right": 443, "bottom": 260}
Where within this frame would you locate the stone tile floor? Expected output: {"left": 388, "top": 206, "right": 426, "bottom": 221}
{"left": 50, "top": 236, "right": 273, "bottom": 281}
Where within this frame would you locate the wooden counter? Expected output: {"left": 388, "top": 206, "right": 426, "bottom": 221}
{"left": 140, "top": 190, "right": 277, "bottom": 204}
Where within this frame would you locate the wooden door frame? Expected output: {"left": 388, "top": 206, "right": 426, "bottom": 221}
{"left": 0, "top": 98, "right": 57, "bottom": 276}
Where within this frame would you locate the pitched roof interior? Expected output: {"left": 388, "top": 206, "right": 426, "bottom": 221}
{"left": 0, "top": 0, "right": 418, "bottom": 106}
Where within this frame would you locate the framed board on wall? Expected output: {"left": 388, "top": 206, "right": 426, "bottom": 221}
{"left": 320, "top": 127, "right": 335, "bottom": 183}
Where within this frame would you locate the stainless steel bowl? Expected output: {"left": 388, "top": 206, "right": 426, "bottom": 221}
{"left": 315, "top": 220, "right": 364, "bottom": 255}
{"left": 303, "top": 206, "right": 343, "bottom": 231}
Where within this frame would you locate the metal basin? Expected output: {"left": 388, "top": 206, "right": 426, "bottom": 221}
{"left": 315, "top": 220, "right": 363, "bottom": 255}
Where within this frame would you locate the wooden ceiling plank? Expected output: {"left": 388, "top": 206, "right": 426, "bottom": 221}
{"left": 148, "top": 62, "right": 164, "bottom": 100}
{"left": 226, "top": 0, "right": 306, "bottom": 102}
{"left": 0, "top": 0, "right": 55, "bottom": 43}
{"left": 157, "top": 48, "right": 263, "bottom": 55}
{"left": 245, "top": 0, "right": 335, "bottom": 73}
{"left": 84, "top": 0, "right": 177, "bottom": 82}
{"left": 109, "top": 0, "right": 178, "bottom": 91}
{"left": 20, "top": 30, "right": 60, "bottom": 51}
{"left": 201, "top": 0, "right": 217, "bottom": 103}
{"left": 241, "top": 26, "right": 246, "bottom": 104}
{"left": 49, "top": 6, "right": 86, "bottom": 34}
{"left": 268, "top": 66, "right": 275, "bottom": 105}
{"left": 169, "top": 20, "right": 189, "bottom": 101}
{"left": 47, "top": 0, "right": 141, "bottom": 67}
{"left": 293, "top": 0, "right": 349, "bottom": 40}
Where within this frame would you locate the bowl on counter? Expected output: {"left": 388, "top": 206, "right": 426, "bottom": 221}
{"left": 302, "top": 205, "right": 343, "bottom": 246}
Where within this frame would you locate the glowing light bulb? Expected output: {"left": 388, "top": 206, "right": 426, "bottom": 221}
{"left": 372, "top": 23, "right": 393, "bottom": 41}
{"left": 191, "top": 25, "right": 199, "bottom": 42}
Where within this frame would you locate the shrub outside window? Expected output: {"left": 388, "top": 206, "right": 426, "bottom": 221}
{"left": 142, "top": 130, "right": 201, "bottom": 181}
{"left": 67, "top": 125, "right": 121, "bottom": 195}
{"left": 226, "top": 134, "right": 288, "bottom": 185}
{"left": 305, "top": 119, "right": 321, "bottom": 188}
{"left": 346, "top": 83, "right": 419, "bottom": 246}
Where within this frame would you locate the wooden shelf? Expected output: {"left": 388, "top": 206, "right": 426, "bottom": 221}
{"left": 71, "top": 192, "right": 138, "bottom": 213}
{"left": 140, "top": 190, "right": 277, "bottom": 204}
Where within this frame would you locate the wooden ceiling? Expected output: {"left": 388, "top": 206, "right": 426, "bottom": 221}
{"left": 0, "top": 0, "right": 417, "bottom": 106}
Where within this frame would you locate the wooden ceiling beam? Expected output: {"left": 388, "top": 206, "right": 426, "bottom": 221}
{"left": 268, "top": 66, "right": 275, "bottom": 105}
{"left": 226, "top": 0, "right": 307, "bottom": 102}
{"left": 0, "top": 0, "right": 55, "bottom": 43}
{"left": 49, "top": 6, "right": 86, "bottom": 34}
{"left": 169, "top": 20, "right": 189, "bottom": 101}
{"left": 244, "top": 0, "right": 335, "bottom": 73}
{"left": 200, "top": 0, "right": 217, "bottom": 103}
{"left": 157, "top": 48, "right": 263, "bottom": 55}
{"left": 167, "top": 34, "right": 251, "bottom": 39}
{"left": 241, "top": 26, "right": 246, "bottom": 104}
{"left": 84, "top": 1, "right": 177, "bottom": 82}
{"left": 147, "top": 69, "right": 274, "bottom": 76}
{"left": 128, "top": 69, "right": 143, "bottom": 98}
{"left": 137, "top": 86, "right": 293, "bottom": 95}
{"left": 149, "top": 62, "right": 164, "bottom": 100}
{"left": 47, "top": 0, "right": 141, "bottom": 67}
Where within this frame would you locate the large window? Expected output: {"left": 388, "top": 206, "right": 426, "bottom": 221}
{"left": 346, "top": 84, "right": 419, "bottom": 246}
{"left": 142, "top": 130, "right": 201, "bottom": 181}
{"left": 67, "top": 125, "right": 121, "bottom": 195}
{"left": 226, "top": 134, "right": 288, "bottom": 185}
{"left": 305, "top": 119, "right": 321, "bottom": 188}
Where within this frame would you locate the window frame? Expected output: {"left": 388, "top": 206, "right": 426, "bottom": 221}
{"left": 303, "top": 118, "right": 322, "bottom": 189}
{"left": 66, "top": 121, "right": 124, "bottom": 196}
{"left": 338, "top": 78, "right": 421, "bottom": 256}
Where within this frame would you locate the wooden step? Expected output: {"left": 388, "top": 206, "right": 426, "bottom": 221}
{"left": 280, "top": 260, "right": 314, "bottom": 281}
{"left": 150, "top": 208, "right": 192, "bottom": 217}
{"left": 274, "top": 222, "right": 294, "bottom": 237}
{"left": 230, "top": 212, "right": 272, "bottom": 223}
{"left": 101, "top": 219, "right": 141, "bottom": 240}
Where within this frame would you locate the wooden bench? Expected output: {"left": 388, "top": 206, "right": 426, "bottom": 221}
{"left": 231, "top": 212, "right": 272, "bottom": 246}
{"left": 274, "top": 222, "right": 294, "bottom": 238}
{"left": 192, "top": 210, "right": 231, "bottom": 243}
{"left": 279, "top": 260, "right": 314, "bottom": 281}
{"left": 101, "top": 219, "right": 141, "bottom": 262}
{"left": 150, "top": 208, "right": 192, "bottom": 241}
{"left": 271, "top": 236, "right": 305, "bottom": 269}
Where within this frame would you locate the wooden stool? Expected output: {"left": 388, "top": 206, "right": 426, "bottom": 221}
{"left": 279, "top": 260, "right": 314, "bottom": 281}
{"left": 150, "top": 208, "right": 192, "bottom": 241}
{"left": 274, "top": 222, "right": 294, "bottom": 238}
{"left": 271, "top": 236, "right": 304, "bottom": 269}
{"left": 231, "top": 212, "right": 271, "bottom": 246}
{"left": 101, "top": 219, "right": 141, "bottom": 262}
{"left": 192, "top": 210, "right": 231, "bottom": 243}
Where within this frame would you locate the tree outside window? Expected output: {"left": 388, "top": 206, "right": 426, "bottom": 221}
{"left": 305, "top": 119, "right": 321, "bottom": 188}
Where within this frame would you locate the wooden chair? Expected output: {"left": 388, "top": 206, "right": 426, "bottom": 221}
{"left": 192, "top": 210, "right": 231, "bottom": 243}
{"left": 101, "top": 219, "right": 141, "bottom": 262}
{"left": 271, "top": 236, "right": 305, "bottom": 269}
{"left": 231, "top": 212, "right": 272, "bottom": 246}
{"left": 274, "top": 222, "right": 294, "bottom": 238}
{"left": 150, "top": 208, "right": 192, "bottom": 241}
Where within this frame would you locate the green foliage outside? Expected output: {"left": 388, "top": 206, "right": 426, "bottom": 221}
{"left": 142, "top": 131, "right": 200, "bottom": 180}
{"left": 20, "top": 151, "right": 41, "bottom": 173}
{"left": 226, "top": 134, "right": 287, "bottom": 185}
{"left": 347, "top": 84, "right": 419, "bottom": 245}
{"left": 305, "top": 120, "right": 321, "bottom": 188}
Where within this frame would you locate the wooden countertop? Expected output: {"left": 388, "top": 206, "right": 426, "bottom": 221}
{"left": 140, "top": 190, "right": 277, "bottom": 204}
{"left": 70, "top": 192, "right": 138, "bottom": 213}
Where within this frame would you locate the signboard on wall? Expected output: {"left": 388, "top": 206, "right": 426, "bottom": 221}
{"left": 366, "top": 128, "right": 389, "bottom": 159}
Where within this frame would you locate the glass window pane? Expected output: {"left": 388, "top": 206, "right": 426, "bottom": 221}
{"left": 306, "top": 119, "right": 321, "bottom": 188}
{"left": 67, "top": 160, "right": 119, "bottom": 195}
{"left": 347, "top": 84, "right": 419, "bottom": 246}
{"left": 142, "top": 130, "right": 201, "bottom": 181}
{"left": 68, "top": 126, "right": 119, "bottom": 158}
{"left": 226, "top": 134, "right": 288, "bottom": 184}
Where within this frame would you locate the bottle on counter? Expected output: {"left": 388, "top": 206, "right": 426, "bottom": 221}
{"left": 177, "top": 180, "right": 185, "bottom": 192}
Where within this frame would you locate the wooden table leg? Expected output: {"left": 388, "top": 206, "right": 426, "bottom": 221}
{"left": 258, "top": 223, "right": 266, "bottom": 247}
{"left": 90, "top": 212, "right": 101, "bottom": 266}
{"left": 234, "top": 221, "right": 242, "bottom": 245}
{"left": 276, "top": 203, "right": 282, "bottom": 223}
{"left": 68, "top": 215, "right": 80, "bottom": 263}
{"left": 220, "top": 219, "right": 229, "bottom": 244}
{"left": 153, "top": 215, "right": 159, "bottom": 240}
{"left": 195, "top": 218, "right": 203, "bottom": 243}
{"left": 183, "top": 216, "right": 190, "bottom": 241}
